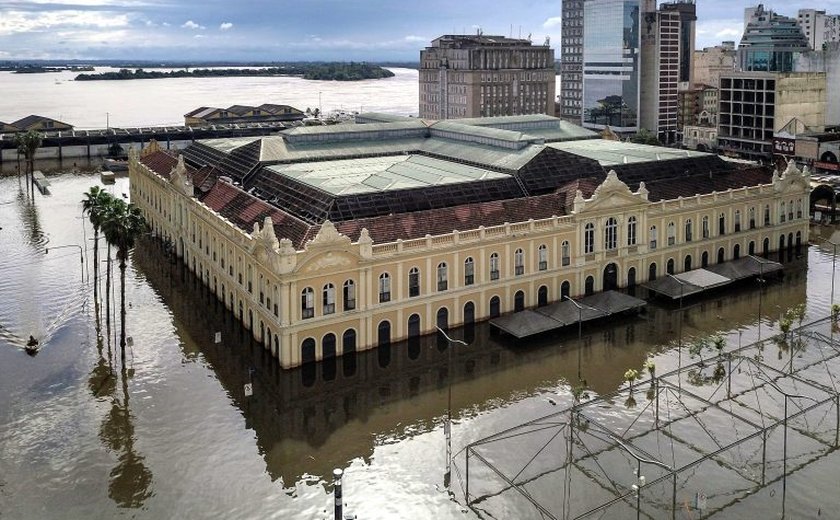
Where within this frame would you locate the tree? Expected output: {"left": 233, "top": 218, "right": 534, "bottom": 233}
{"left": 630, "top": 128, "right": 662, "bottom": 146}
{"left": 101, "top": 199, "right": 147, "bottom": 362}
{"left": 15, "top": 129, "right": 43, "bottom": 193}
{"left": 82, "top": 186, "right": 114, "bottom": 307}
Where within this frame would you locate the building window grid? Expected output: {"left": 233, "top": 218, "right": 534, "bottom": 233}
{"left": 490, "top": 253, "right": 500, "bottom": 280}
{"left": 409, "top": 267, "right": 420, "bottom": 297}
{"left": 464, "top": 257, "right": 475, "bottom": 285}
{"left": 605, "top": 218, "right": 618, "bottom": 250}
{"left": 323, "top": 284, "right": 336, "bottom": 315}
{"left": 514, "top": 249, "right": 525, "bottom": 276}
{"left": 538, "top": 245, "right": 548, "bottom": 271}
{"left": 379, "top": 273, "right": 391, "bottom": 303}
{"left": 437, "top": 263, "right": 448, "bottom": 291}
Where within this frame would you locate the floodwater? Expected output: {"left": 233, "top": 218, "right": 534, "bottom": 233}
{"left": 1, "top": 172, "right": 839, "bottom": 519}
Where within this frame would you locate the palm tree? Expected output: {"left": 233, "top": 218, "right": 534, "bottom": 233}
{"left": 82, "top": 187, "right": 114, "bottom": 308}
{"left": 101, "top": 199, "right": 147, "bottom": 362}
{"left": 15, "top": 130, "right": 43, "bottom": 194}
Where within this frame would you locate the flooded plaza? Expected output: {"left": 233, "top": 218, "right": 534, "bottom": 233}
{"left": 1, "top": 170, "right": 839, "bottom": 519}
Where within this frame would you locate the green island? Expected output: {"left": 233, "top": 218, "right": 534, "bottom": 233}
{"left": 75, "top": 62, "right": 395, "bottom": 81}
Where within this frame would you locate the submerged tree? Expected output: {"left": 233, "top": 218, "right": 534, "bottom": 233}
{"left": 15, "top": 129, "right": 42, "bottom": 193}
{"left": 82, "top": 186, "right": 115, "bottom": 310}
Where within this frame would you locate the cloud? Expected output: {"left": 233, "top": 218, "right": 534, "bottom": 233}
{"left": 219, "top": 22, "right": 233, "bottom": 30}
{"left": 543, "top": 16, "right": 562, "bottom": 29}
{"left": 181, "top": 20, "right": 205, "bottom": 30}
{"left": 695, "top": 18, "right": 743, "bottom": 47}
{"left": 0, "top": 10, "right": 130, "bottom": 35}
{"left": 403, "top": 35, "right": 426, "bottom": 43}
{"left": 193, "top": 34, "right": 205, "bottom": 39}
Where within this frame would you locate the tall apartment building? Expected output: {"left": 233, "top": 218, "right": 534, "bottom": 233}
{"left": 797, "top": 9, "right": 840, "bottom": 50}
{"left": 418, "top": 35, "right": 555, "bottom": 120}
{"left": 717, "top": 71, "right": 826, "bottom": 159}
{"left": 559, "top": 0, "right": 585, "bottom": 122}
{"left": 739, "top": 5, "right": 810, "bottom": 72}
{"left": 694, "top": 42, "right": 736, "bottom": 87}
{"left": 660, "top": 0, "right": 697, "bottom": 84}
{"left": 640, "top": 0, "right": 684, "bottom": 143}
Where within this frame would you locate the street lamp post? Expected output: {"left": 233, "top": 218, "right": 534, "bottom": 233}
{"left": 45, "top": 244, "right": 85, "bottom": 282}
{"left": 563, "top": 295, "right": 585, "bottom": 384}
{"left": 436, "top": 326, "right": 467, "bottom": 490}
{"left": 666, "top": 274, "right": 686, "bottom": 371}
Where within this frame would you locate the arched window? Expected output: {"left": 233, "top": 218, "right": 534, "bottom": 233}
{"left": 408, "top": 314, "right": 421, "bottom": 337}
{"left": 301, "top": 338, "right": 316, "bottom": 364}
{"left": 628, "top": 267, "right": 637, "bottom": 288}
{"left": 788, "top": 200, "right": 794, "bottom": 221}
{"left": 684, "top": 255, "right": 692, "bottom": 271}
{"left": 538, "top": 285, "right": 549, "bottom": 307}
{"left": 379, "top": 273, "right": 391, "bottom": 303}
{"left": 561, "top": 241, "right": 571, "bottom": 266}
{"left": 408, "top": 267, "right": 420, "bottom": 297}
{"left": 490, "top": 252, "right": 500, "bottom": 280}
{"left": 627, "top": 216, "right": 637, "bottom": 246}
{"left": 685, "top": 219, "right": 693, "bottom": 242}
{"left": 749, "top": 207, "right": 756, "bottom": 229}
{"left": 667, "top": 258, "right": 675, "bottom": 275}
{"left": 717, "top": 247, "right": 725, "bottom": 264}
{"left": 649, "top": 262, "right": 657, "bottom": 281}
{"left": 378, "top": 321, "right": 391, "bottom": 347}
{"left": 667, "top": 221, "right": 676, "bottom": 246}
{"left": 749, "top": 241, "right": 755, "bottom": 255}
{"left": 734, "top": 209, "right": 742, "bottom": 232}
{"left": 780, "top": 202, "right": 786, "bottom": 223}
{"left": 514, "top": 248, "right": 525, "bottom": 275}
{"left": 429, "top": 261, "right": 446, "bottom": 292}
{"left": 605, "top": 217, "right": 618, "bottom": 250}
{"left": 514, "top": 291, "right": 526, "bottom": 312}
{"left": 463, "top": 302, "right": 476, "bottom": 324}
{"left": 301, "top": 287, "right": 315, "bottom": 319}
{"left": 322, "top": 283, "right": 335, "bottom": 315}
{"left": 343, "top": 279, "right": 356, "bottom": 311}
{"left": 538, "top": 244, "right": 548, "bottom": 271}
{"left": 719, "top": 213, "right": 726, "bottom": 235}
{"left": 464, "top": 257, "right": 475, "bottom": 285}
{"left": 649, "top": 225, "right": 658, "bottom": 249}
{"left": 584, "top": 223, "right": 595, "bottom": 254}
{"left": 561, "top": 280, "right": 571, "bottom": 299}
{"left": 702, "top": 251, "right": 709, "bottom": 267}
{"left": 764, "top": 204, "right": 771, "bottom": 225}
{"left": 342, "top": 329, "right": 356, "bottom": 354}
{"left": 734, "top": 243, "right": 741, "bottom": 260}
{"left": 322, "top": 333, "right": 337, "bottom": 381}
{"left": 584, "top": 276, "right": 595, "bottom": 296}
{"left": 489, "top": 296, "right": 501, "bottom": 318}
{"left": 796, "top": 199, "right": 803, "bottom": 219}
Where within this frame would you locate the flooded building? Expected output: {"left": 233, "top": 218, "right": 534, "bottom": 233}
{"left": 129, "top": 114, "right": 810, "bottom": 368}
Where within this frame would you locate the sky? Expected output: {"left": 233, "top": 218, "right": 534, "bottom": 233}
{"left": 1, "top": 0, "right": 839, "bottom": 62}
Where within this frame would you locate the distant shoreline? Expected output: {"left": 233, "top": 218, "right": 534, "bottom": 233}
{"left": 75, "top": 63, "right": 397, "bottom": 82}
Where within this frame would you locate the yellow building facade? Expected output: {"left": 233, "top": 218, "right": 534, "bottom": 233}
{"left": 129, "top": 144, "right": 810, "bottom": 369}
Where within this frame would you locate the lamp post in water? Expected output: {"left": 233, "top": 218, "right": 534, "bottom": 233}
{"left": 45, "top": 244, "right": 85, "bottom": 282}
{"left": 436, "top": 326, "right": 468, "bottom": 490}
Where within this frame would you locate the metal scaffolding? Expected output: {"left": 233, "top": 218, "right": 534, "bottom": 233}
{"left": 462, "top": 316, "right": 840, "bottom": 519}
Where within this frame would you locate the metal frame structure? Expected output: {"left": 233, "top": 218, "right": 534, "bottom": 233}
{"left": 460, "top": 316, "right": 840, "bottom": 519}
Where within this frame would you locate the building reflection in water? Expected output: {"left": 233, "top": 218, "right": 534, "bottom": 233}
{"left": 133, "top": 239, "right": 808, "bottom": 487}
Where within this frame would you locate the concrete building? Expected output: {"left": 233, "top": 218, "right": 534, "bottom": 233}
{"left": 693, "top": 42, "right": 736, "bottom": 88}
{"left": 419, "top": 35, "right": 555, "bottom": 120}
{"left": 660, "top": 0, "right": 697, "bottom": 84}
{"left": 717, "top": 71, "right": 826, "bottom": 159}
{"left": 9, "top": 115, "right": 73, "bottom": 132}
{"left": 639, "top": 0, "right": 682, "bottom": 143}
{"left": 678, "top": 84, "right": 718, "bottom": 131}
{"left": 681, "top": 125, "right": 718, "bottom": 151}
{"left": 559, "top": 0, "right": 585, "bottom": 122}
{"left": 797, "top": 9, "right": 840, "bottom": 50}
{"left": 739, "top": 5, "right": 810, "bottom": 72}
{"left": 129, "top": 114, "right": 809, "bottom": 368}
{"left": 184, "top": 104, "right": 304, "bottom": 127}
{"left": 795, "top": 42, "right": 840, "bottom": 124}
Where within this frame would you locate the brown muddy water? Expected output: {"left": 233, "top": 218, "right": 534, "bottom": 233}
{"left": 0, "top": 172, "right": 838, "bottom": 519}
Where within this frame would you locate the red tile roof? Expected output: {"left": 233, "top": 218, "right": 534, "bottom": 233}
{"left": 140, "top": 151, "right": 179, "bottom": 179}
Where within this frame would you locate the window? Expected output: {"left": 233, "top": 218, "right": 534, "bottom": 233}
{"left": 796, "top": 200, "right": 803, "bottom": 219}
{"left": 749, "top": 207, "right": 756, "bottom": 229}
{"left": 464, "top": 257, "right": 475, "bottom": 285}
{"left": 408, "top": 267, "right": 420, "bottom": 297}
{"left": 437, "top": 262, "right": 448, "bottom": 291}
{"left": 490, "top": 252, "right": 500, "bottom": 280}
{"left": 685, "top": 219, "right": 693, "bottom": 242}
{"left": 343, "top": 280, "right": 356, "bottom": 311}
{"left": 649, "top": 226, "right": 658, "bottom": 249}
{"left": 719, "top": 213, "right": 726, "bottom": 235}
{"left": 627, "top": 216, "right": 637, "bottom": 246}
{"left": 605, "top": 217, "right": 618, "bottom": 250}
{"left": 514, "top": 248, "right": 525, "bottom": 275}
{"left": 764, "top": 204, "right": 771, "bottom": 225}
{"left": 734, "top": 210, "right": 741, "bottom": 232}
{"left": 561, "top": 241, "right": 571, "bottom": 266}
{"left": 323, "top": 283, "right": 335, "bottom": 315}
{"left": 780, "top": 202, "right": 786, "bottom": 223}
{"left": 667, "top": 222, "right": 676, "bottom": 246}
{"left": 584, "top": 223, "right": 595, "bottom": 254}
{"left": 538, "top": 245, "right": 548, "bottom": 271}
{"left": 301, "top": 287, "right": 314, "bottom": 319}
{"left": 702, "top": 216, "right": 710, "bottom": 239}
{"left": 379, "top": 273, "right": 391, "bottom": 303}
{"left": 788, "top": 200, "right": 794, "bottom": 221}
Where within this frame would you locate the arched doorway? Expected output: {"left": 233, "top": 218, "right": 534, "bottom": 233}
{"left": 667, "top": 258, "right": 675, "bottom": 275}
{"left": 779, "top": 234, "right": 785, "bottom": 262}
{"left": 749, "top": 241, "right": 755, "bottom": 256}
{"left": 301, "top": 338, "right": 316, "bottom": 387}
{"left": 342, "top": 329, "right": 357, "bottom": 377}
{"left": 795, "top": 231, "right": 802, "bottom": 255}
{"left": 408, "top": 313, "right": 421, "bottom": 360}
{"left": 561, "top": 281, "right": 571, "bottom": 300}
{"left": 585, "top": 276, "right": 595, "bottom": 296}
{"left": 463, "top": 302, "right": 476, "bottom": 344}
{"left": 322, "top": 333, "right": 337, "bottom": 381}
{"left": 717, "top": 247, "right": 725, "bottom": 264}
{"left": 763, "top": 238, "right": 770, "bottom": 257}
{"left": 734, "top": 244, "right": 741, "bottom": 260}
{"left": 649, "top": 263, "right": 657, "bottom": 281}
{"left": 603, "top": 263, "right": 618, "bottom": 291}
{"left": 627, "top": 267, "right": 636, "bottom": 288}
{"left": 437, "top": 307, "right": 450, "bottom": 350}
{"left": 377, "top": 321, "right": 391, "bottom": 368}
{"left": 514, "top": 291, "right": 525, "bottom": 312}
{"left": 684, "top": 255, "right": 692, "bottom": 272}
{"left": 490, "top": 296, "right": 501, "bottom": 318}
{"left": 538, "top": 286, "right": 549, "bottom": 307}
{"left": 701, "top": 251, "right": 709, "bottom": 268}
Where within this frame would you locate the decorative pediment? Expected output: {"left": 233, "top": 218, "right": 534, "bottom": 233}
{"left": 128, "top": 146, "right": 139, "bottom": 168}
{"left": 299, "top": 251, "right": 358, "bottom": 274}
{"left": 140, "top": 139, "right": 161, "bottom": 158}
{"left": 169, "top": 155, "right": 193, "bottom": 196}
{"left": 252, "top": 216, "right": 279, "bottom": 252}
{"left": 575, "top": 170, "right": 647, "bottom": 213}
{"left": 774, "top": 159, "right": 810, "bottom": 193}
{"left": 305, "top": 220, "right": 352, "bottom": 249}
{"left": 357, "top": 228, "right": 373, "bottom": 259}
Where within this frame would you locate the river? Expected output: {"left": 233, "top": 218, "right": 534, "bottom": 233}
{"left": 1, "top": 172, "right": 839, "bottom": 519}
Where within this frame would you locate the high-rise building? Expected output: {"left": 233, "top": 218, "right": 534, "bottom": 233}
{"left": 640, "top": 0, "right": 683, "bottom": 143}
{"left": 660, "top": 0, "right": 697, "bottom": 84}
{"left": 738, "top": 5, "right": 810, "bottom": 72}
{"left": 582, "top": 0, "right": 642, "bottom": 132}
{"left": 418, "top": 35, "right": 555, "bottom": 120}
{"left": 559, "top": 0, "right": 585, "bottom": 122}
{"left": 797, "top": 9, "right": 840, "bottom": 50}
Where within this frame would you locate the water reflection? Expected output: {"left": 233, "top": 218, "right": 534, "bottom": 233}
{"left": 132, "top": 237, "right": 809, "bottom": 489}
